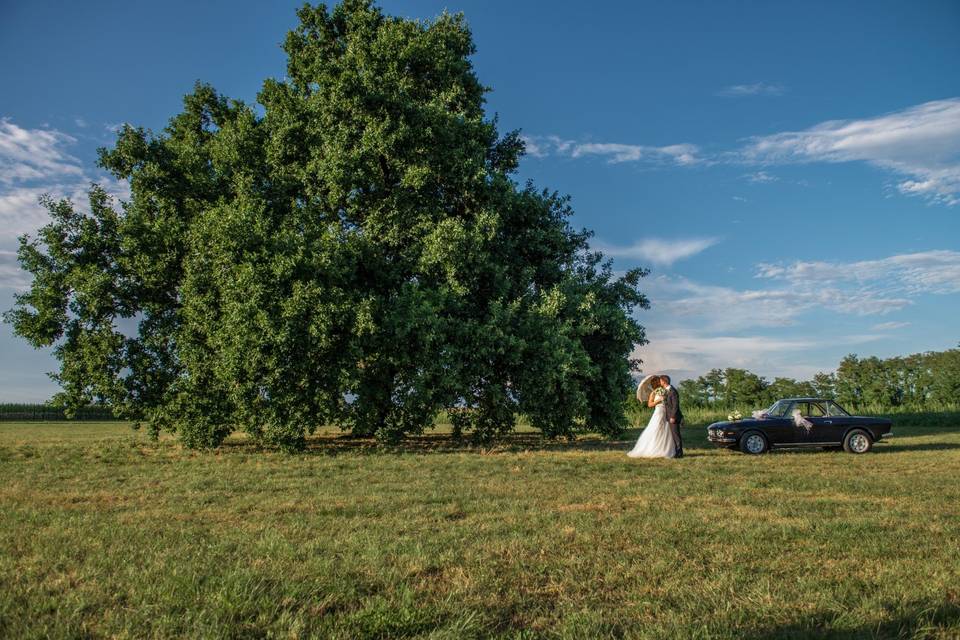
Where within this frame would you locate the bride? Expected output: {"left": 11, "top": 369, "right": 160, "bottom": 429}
{"left": 627, "top": 375, "right": 677, "bottom": 458}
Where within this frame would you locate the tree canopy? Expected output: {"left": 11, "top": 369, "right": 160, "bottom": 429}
{"left": 5, "top": 0, "right": 649, "bottom": 449}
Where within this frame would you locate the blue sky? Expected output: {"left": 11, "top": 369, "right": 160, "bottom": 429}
{"left": 1, "top": 0, "right": 959, "bottom": 400}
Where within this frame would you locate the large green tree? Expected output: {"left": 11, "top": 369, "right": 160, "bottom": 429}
{"left": 5, "top": 0, "right": 648, "bottom": 449}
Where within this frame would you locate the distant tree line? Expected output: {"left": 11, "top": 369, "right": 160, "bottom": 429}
{"left": 669, "top": 345, "right": 960, "bottom": 410}
{"left": 0, "top": 403, "right": 117, "bottom": 422}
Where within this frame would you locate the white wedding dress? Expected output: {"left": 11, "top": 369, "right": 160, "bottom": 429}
{"left": 627, "top": 402, "right": 676, "bottom": 458}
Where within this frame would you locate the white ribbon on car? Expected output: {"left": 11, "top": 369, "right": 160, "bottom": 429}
{"left": 792, "top": 409, "right": 813, "bottom": 432}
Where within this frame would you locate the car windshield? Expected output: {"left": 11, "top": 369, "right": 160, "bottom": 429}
{"left": 765, "top": 400, "right": 792, "bottom": 417}
{"left": 825, "top": 400, "right": 850, "bottom": 416}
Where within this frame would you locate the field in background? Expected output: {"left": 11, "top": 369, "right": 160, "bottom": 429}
{"left": 2, "top": 416, "right": 959, "bottom": 638}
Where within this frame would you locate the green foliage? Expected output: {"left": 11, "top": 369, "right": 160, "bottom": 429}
{"left": 4, "top": 1, "right": 648, "bottom": 449}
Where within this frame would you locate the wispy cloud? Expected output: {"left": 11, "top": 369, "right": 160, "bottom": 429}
{"left": 0, "top": 119, "right": 84, "bottom": 184}
{"left": 645, "top": 274, "right": 912, "bottom": 333}
{"left": 522, "top": 135, "right": 702, "bottom": 166}
{"left": 0, "top": 117, "right": 129, "bottom": 288}
{"left": 594, "top": 237, "right": 719, "bottom": 266}
{"left": 757, "top": 250, "right": 960, "bottom": 296}
{"left": 632, "top": 249, "right": 959, "bottom": 379}
{"left": 740, "top": 98, "right": 960, "bottom": 205}
{"left": 636, "top": 329, "right": 815, "bottom": 375}
{"left": 742, "top": 170, "right": 778, "bottom": 183}
{"left": 633, "top": 327, "right": 882, "bottom": 381}
{"left": 526, "top": 98, "right": 960, "bottom": 207}
{"left": 718, "top": 82, "right": 785, "bottom": 97}
{"left": 572, "top": 142, "right": 701, "bottom": 165}
{"left": 634, "top": 288, "right": 903, "bottom": 380}
{"left": 0, "top": 185, "right": 81, "bottom": 241}
{"left": 871, "top": 321, "right": 911, "bottom": 331}
{"left": 0, "top": 249, "right": 31, "bottom": 290}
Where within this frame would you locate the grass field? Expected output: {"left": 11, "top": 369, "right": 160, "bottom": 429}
{"left": 2, "top": 414, "right": 959, "bottom": 638}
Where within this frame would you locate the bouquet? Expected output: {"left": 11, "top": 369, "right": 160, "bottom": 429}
{"left": 727, "top": 410, "right": 743, "bottom": 422}
{"left": 654, "top": 387, "right": 666, "bottom": 399}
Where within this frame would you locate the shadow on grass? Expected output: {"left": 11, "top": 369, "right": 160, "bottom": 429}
{"left": 739, "top": 597, "right": 960, "bottom": 639}
{"left": 211, "top": 425, "right": 729, "bottom": 457}
{"left": 213, "top": 419, "right": 960, "bottom": 457}
{"left": 160, "top": 409, "right": 960, "bottom": 457}
{"left": 218, "top": 432, "right": 643, "bottom": 456}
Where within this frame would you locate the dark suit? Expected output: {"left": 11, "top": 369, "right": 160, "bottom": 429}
{"left": 663, "top": 385, "right": 684, "bottom": 456}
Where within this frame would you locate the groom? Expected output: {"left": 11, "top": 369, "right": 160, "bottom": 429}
{"left": 660, "top": 375, "right": 684, "bottom": 458}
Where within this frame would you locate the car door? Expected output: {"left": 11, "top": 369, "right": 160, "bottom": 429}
{"left": 823, "top": 400, "right": 854, "bottom": 443}
{"left": 762, "top": 402, "right": 800, "bottom": 446}
{"left": 788, "top": 401, "right": 816, "bottom": 445}
{"left": 805, "top": 401, "right": 844, "bottom": 444}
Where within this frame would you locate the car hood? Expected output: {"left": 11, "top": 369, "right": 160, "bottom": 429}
{"left": 709, "top": 419, "right": 762, "bottom": 429}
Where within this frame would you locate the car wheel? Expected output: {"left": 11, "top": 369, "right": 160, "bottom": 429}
{"left": 843, "top": 429, "right": 873, "bottom": 454}
{"left": 740, "top": 431, "right": 769, "bottom": 455}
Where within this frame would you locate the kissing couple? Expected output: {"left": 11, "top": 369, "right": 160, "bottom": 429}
{"left": 627, "top": 374, "right": 685, "bottom": 459}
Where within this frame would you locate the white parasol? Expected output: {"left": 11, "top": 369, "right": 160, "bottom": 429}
{"left": 636, "top": 374, "right": 660, "bottom": 403}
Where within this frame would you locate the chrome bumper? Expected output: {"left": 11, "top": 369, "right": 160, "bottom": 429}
{"left": 707, "top": 432, "right": 737, "bottom": 444}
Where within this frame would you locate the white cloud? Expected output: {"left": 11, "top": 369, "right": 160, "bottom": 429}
{"left": 0, "top": 181, "right": 129, "bottom": 248}
{"left": 0, "top": 186, "right": 66, "bottom": 240}
{"left": 654, "top": 249, "right": 960, "bottom": 331}
{"left": 572, "top": 142, "right": 701, "bottom": 166}
{"left": 718, "top": 82, "right": 785, "bottom": 97}
{"left": 871, "top": 321, "right": 911, "bottom": 331}
{"left": 653, "top": 277, "right": 806, "bottom": 328}
{"left": 740, "top": 98, "right": 960, "bottom": 205}
{"left": 732, "top": 196, "right": 747, "bottom": 202}
{"left": 757, "top": 250, "right": 960, "bottom": 296}
{"left": 594, "top": 237, "right": 719, "bottom": 266}
{"left": 521, "top": 135, "right": 571, "bottom": 159}
{"left": 743, "top": 170, "right": 778, "bottom": 183}
{"left": 74, "top": 117, "right": 88, "bottom": 128}
{"left": 636, "top": 329, "right": 815, "bottom": 374}
{"left": 632, "top": 328, "right": 881, "bottom": 382}
{"left": 644, "top": 274, "right": 912, "bottom": 333}
{"left": 630, "top": 250, "right": 959, "bottom": 379}
{"left": 0, "top": 249, "right": 31, "bottom": 290}
{"left": 523, "top": 135, "right": 702, "bottom": 166}
{"left": 0, "top": 119, "right": 84, "bottom": 185}
{"left": 0, "top": 117, "right": 130, "bottom": 249}
{"left": 524, "top": 98, "right": 960, "bottom": 206}
{"left": 521, "top": 136, "right": 545, "bottom": 158}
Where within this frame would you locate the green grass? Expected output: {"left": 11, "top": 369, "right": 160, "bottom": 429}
{"left": 2, "top": 415, "right": 959, "bottom": 638}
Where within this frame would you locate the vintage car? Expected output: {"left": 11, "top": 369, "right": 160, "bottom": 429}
{"left": 707, "top": 398, "right": 892, "bottom": 454}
